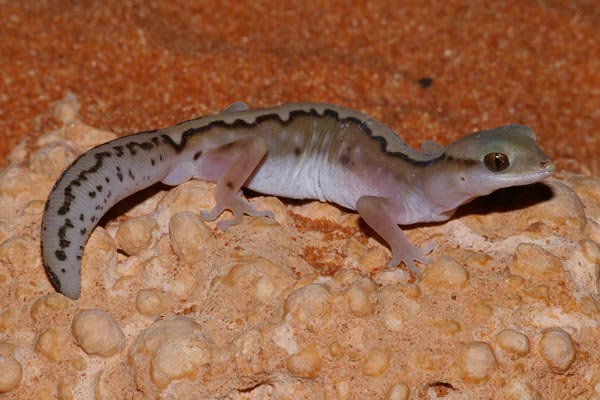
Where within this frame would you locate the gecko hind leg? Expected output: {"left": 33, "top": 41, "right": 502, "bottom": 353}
{"left": 199, "top": 137, "right": 274, "bottom": 230}
{"left": 356, "top": 195, "right": 433, "bottom": 275}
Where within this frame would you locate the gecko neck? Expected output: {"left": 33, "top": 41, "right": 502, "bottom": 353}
{"left": 422, "top": 157, "right": 483, "bottom": 213}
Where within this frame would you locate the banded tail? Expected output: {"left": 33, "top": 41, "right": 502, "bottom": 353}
{"left": 41, "top": 130, "right": 179, "bottom": 299}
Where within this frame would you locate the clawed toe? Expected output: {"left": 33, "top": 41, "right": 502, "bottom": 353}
{"left": 386, "top": 241, "right": 435, "bottom": 276}
{"left": 201, "top": 196, "right": 274, "bottom": 231}
{"left": 216, "top": 216, "right": 241, "bottom": 231}
{"left": 200, "top": 206, "right": 224, "bottom": 222}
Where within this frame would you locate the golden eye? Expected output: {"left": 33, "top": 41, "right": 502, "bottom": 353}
{"left": 483, "top": 153, "right": 510, "bottom": 172}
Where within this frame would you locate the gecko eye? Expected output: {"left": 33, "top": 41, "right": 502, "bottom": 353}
{"left": 483, "top": 152, "right": 510, "bottom": 172}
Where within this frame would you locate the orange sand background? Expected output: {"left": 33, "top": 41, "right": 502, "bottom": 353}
{"left": 0, "top": 1, "right": 599, "bottom": 174}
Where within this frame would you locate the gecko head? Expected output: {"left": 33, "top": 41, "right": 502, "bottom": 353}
{"left": 425, "top": 124, "right": 555, "bottom": 207}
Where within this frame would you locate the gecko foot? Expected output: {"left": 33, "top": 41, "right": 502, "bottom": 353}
{"left": 201, "top": 193, "right": 274, "bottom": 231}
{"left": 386, "top": 241, "right": 435, "bottom": 275}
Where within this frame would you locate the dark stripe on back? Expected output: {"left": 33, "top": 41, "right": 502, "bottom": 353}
{"left": 169, "top": 108, "right": 442, "bottom": 166}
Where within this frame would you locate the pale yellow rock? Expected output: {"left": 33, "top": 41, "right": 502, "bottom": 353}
{"left": 48, "top": 95, "right": 115, "bottom": 148}
{"left": 284, "top": 283, "right": 332, "bottom": 331}
{"left": 433, "top": 319, "right": 461, "bottom": 335}
{"left": 71, "top": 310, "right": 126, "bottom": 357}
{"left": 580, "top": 239, "right": 600, "bottom": 264}
{"left": 333, "top": 380, "right": 350, "bottom": 398}
{"left": 220, "top": 256, "right": 296, "bottom": 304}
{"left": 86, "top": 226, "right": 118, "bottom": 262}
{"left": 34, "top": 388, "right": 55, "bottom": 399}
{"left": 94, "top": 371, "right": 108, "bottom": 400}
{"left": 28, "top": 142, "right": 81, "bottom": 179}
{"left": 0, "top": 309, "right": 12, "bottom": 333}
{"left": 342, "top": 237, "right": 388, "bottom": 272}
{"left": 112, "top": 275, "right": 138, "bottom": 293}
{"left": 474, "top": 301, "right": 494, "bottom": 318}
{"left": 591, "top": 371, "right": 600, "bottom": 398}
{"left": 6, "top": 137, "right": 28, "bottom": 165}
{"left": 286, "top": 344, "right": 322, "bottom": 379}
{"left": 136, "top": 289, "right": 167, "bottom": 316}
{"left": 35, "top": 388, "right": 54, "bottom": 400}
{"left": 381, "top": 310, "right": 405, "bottom": 332}
{"left": 169, "top": 211, "right": 213, "bottom": 264}
{"left": 461, "top": 180, "right": 586, "bottom": 241}
{"left": 496, "top": 329, "right": 530, "bottom": 357}
{"left": 358, "top": 246, "right": 388, "bottom": 271}
{"left": 506, "top": 274, "right": 526, "bottom": 291}
{"left": 251, "top": 196, "right": 288, "bottom": 227}
{"left": 70, "top": 355, "right": 86, "bottom": 372}
{"left": 233, "top": 328, "right": 266, "bottom": 376}
{"left": 44, "top": 293, "right": 70, "bottom": 310}
{"left": 579, "top": 296, "right": 600, "bottom": 317}
{"left": 342, "top": 238, "right": 367, "bottom": 263}
{"left": 332, "top": 268, "right": 362, "bottom": 287}
{"left": 512, "top": 243, "right": 564, "bottom": 281}
{"left": 0, "top": 166, "right": 53, "bottom": 203}
{"left": 35, "top": 327, "right": 63, "bottom": 362}
{"left": 57, "top": 380, "right": 74, "bottom": 400}
{"left": 420, "top": 256, "right": 469, "bottom": 289}
{"left": 533, "top": 180, "right": 587, "bottom": 239}
{"left": 385, "top": 382, "right": 410, "bottom": 400}
{"left": 0, "top": 236, "right": 39, "bottom": 270}
{"left": 157, "top": 180, "right": 216, "bottom": 217}
{"left": 344, "top": 279, "right": 377, "bottom": 317}
{"left": 293, "top": 201, "right": 347, "bottom": 223}
{"left": 459, "top": 342, "right": 498, "bottom": 382}
{"left": 15, "top": 286, "right": 33, "bottom": 300}
{"left": 504, "top": 381, "right": 541, "bottom": 400}
{"left": 539, "top": 327, "right": 576, "bottom": 373}
{"left": 329, "top": 341, "right": 344, "bottom": 358}
{"left": 151, "top": 337, "right": 210, "bottom": 390}
{"left": 59, "top": 119, "right": 117, "bottom": 149}
{"left": 129, "top": 317, "right": 212, "bottom": 394}
{"left": 115, "top": 216, "right": 159, "bottom": 256}
{"left": 568, "top": 174, "right": 600, "bottom": 209}
{"left": 0, "top": 222, "right": 13, "bottom": 249}
{"left": 52, "top": 92, "right": 81, "bottom": 123}
{"left": 166, "top": 269, "right": 196, "bottom": 297}
{"left": 525, "top": 284, "right": 550, "bottom": 305}
{"left": 363, "top": 347, "right": 391, "bottom": 377}
{"left": 84, "top": 227, "right": 119, "bottom": 293}
{"left": 0, "top": 343, "right": 15, "bottom": 357}
{"left": 139, "top": 255, "right": 170, "bottom": 289}
{"left": 30, "top": 293, "right": 70, "bottom": 321}
{"left": 0, "top": 355, "right": 22, "bottom": 393}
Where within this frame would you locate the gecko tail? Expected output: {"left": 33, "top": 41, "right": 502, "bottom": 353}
{"left": 40, "top": 130, "right": 178, "bottom": 299}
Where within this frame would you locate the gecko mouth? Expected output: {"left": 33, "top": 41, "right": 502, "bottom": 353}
{"left": 497, "top": 160, "right": 555, "bottom": 183}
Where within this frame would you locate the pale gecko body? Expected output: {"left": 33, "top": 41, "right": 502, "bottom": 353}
{"left": 41, "top": 102, "right": 555, "bottom": 299}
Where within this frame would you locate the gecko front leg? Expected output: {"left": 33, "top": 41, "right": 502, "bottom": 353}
{"left": 198, "top": 137, "right": 274, "bottom": 230}
{"left": 356, "top": 195, "right": 433, "bottom": 275}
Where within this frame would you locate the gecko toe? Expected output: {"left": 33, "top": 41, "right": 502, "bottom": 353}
{"left": 422, "top": 240, "right": 435, "bottom": 254}
{"left": 216, "top": 217, "right": 240, "bottom": 231}
{"left": 386, "top": 242, "right": 434, "bottom": 276}
{"left": 200, "top": 206, "right": 224, "bottom": 222}
{"left": 252, "top": 209, "right": 274, "bottom": 219}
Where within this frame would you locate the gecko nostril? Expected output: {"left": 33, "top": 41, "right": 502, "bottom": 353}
{"left": 539, "top": 159, "right": 555, "bottom": 171}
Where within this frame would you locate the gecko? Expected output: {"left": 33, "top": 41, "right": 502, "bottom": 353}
{"left": 41, "top": 102, "right": 555, "bottom": 299}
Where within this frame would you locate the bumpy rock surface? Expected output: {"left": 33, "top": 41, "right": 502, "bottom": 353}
{"left": 1, "top": 99, "right": 600, "bottom": 399}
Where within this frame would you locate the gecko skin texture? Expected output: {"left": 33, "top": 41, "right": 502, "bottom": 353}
{"left": 41, "top": 102, "right": 555, "bottom": 299}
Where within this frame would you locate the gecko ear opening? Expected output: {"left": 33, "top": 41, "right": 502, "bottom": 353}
{"left": 483, "top": 152, "right": 510, "bottom": 172}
